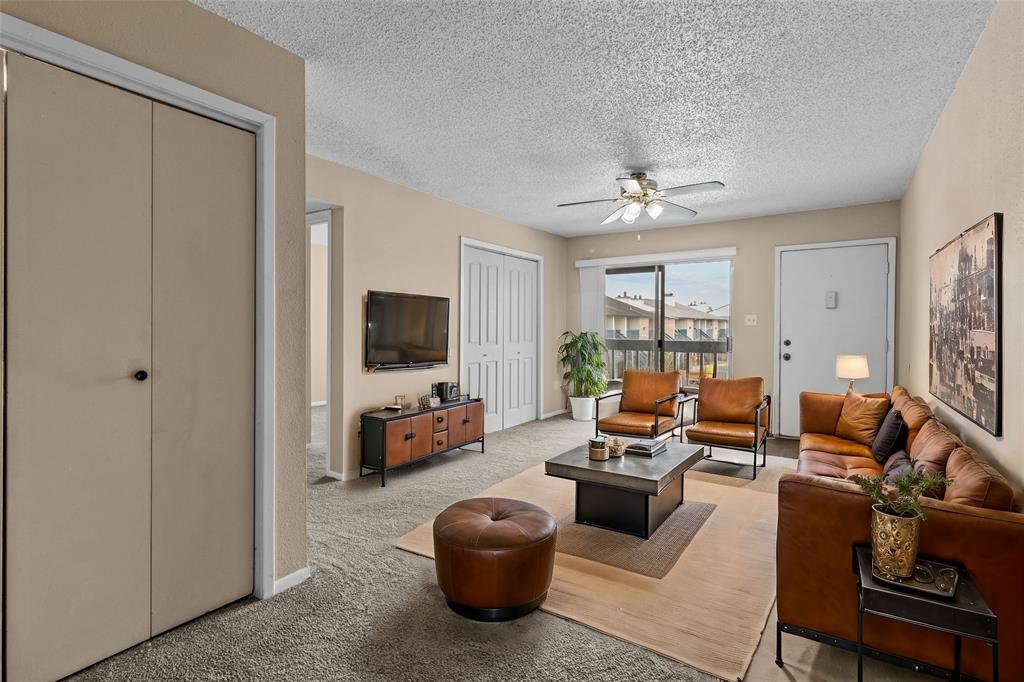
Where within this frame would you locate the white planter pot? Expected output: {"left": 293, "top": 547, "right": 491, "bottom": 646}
{"left": 569, "top": 396, "right": 596, "bottom": 422}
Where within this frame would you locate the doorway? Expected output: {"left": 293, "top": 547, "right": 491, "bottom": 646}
{"left": 774, "top": 238, "right": 896, "bottom": 436}
{"left": 460, "top": 238, "right": 543, "bottom": 433}
{"left": 306, "top": 209, "right": 337, "bottom": 478}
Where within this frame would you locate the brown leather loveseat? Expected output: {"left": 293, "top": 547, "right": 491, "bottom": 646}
{"left": 777, "top": 386, "right": 1022, "bottom": 681}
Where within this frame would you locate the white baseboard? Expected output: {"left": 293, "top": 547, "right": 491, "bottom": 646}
{"left": 323, "top": 468, "right": 344, "bottom": 481}
{"left": 310, "top": 400, "right": 327, "bottom": 407}
{"left": 273, "top": 566, "right": 310, "bottom": 595}
{"left": 541, "top": 409, "right": 567, "bottom": 419}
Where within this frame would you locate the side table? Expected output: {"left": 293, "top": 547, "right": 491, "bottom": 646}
{"left": 852, "top": 545, "right": 998, "bottom": 681}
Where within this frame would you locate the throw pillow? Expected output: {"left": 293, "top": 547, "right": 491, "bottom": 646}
{"left": 882, "top": 450, "right": 913, "bottom": 483}
{"left": 835, "top": 390, "right": 890, "bottom": 447}
{"left": 871, "top": 408, "right": 906, "bottom": 463}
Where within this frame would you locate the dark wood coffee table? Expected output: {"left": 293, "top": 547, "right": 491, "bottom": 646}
{"left": 544, "top": 443, "right": 705, "bottom": 539}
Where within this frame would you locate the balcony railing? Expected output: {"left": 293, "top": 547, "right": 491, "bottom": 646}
{"left": 604, "top": 337, "right": 729, "bottom": 387}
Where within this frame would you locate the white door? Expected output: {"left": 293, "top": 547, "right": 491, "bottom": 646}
{"left": 463, "top": 246, "right": 504, "bottom": 432}
{"left": 777, "top": 241, "right": 893, "bottom": 436}
{"left": 502, "top": 255, "right": 539, "bottom": 428}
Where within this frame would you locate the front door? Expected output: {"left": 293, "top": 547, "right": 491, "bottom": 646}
{"left": 777, "top": 241, "right": 893, "bottom": 436}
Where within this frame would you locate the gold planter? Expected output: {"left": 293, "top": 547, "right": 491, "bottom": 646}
{"left": 871, "top": 504, "right": 921, "bottom": 578}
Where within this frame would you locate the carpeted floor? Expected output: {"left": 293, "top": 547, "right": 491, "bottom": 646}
{"left": 68, "top": 408, "right": 924, "bottom": 682}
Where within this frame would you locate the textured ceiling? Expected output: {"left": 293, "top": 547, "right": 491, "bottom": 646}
{"left": 194, "top": 0, "right": 994, "bottom": 237}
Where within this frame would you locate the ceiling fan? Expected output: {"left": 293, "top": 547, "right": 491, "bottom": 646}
{"left": 557, "top": 172, "right": 724, "bottom": 225}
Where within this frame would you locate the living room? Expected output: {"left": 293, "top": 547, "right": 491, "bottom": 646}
{"left": 2, "top": 1, "right": 1021, "bottom": 681}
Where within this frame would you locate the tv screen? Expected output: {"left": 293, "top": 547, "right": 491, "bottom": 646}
{"left": 365, "top": 291, "right": 450, "bottom": 369}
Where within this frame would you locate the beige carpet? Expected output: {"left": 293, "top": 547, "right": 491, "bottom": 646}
{"left": 395, "top": 463, "right": 787, "bottom": 681}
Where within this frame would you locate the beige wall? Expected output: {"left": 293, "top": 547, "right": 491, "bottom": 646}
{"left": 306, "top": 154, "right": 568, "bottom": 477}
{"left": 898, "top": 1, "right": 1023, "bottom": 488}
{"left": 566, "top": 202, "right": 901, "bottom": 394}
{"left": 309, "top": 244, "right": 328, "bottom": 405}
{"left": 2, "top": 1, "right": 308, "bottom": 579}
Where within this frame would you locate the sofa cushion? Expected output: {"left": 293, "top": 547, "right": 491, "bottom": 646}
{"left": 909, "top": 419, "right": 960, "bottom": 498}
{"left": 686, "top": 420, "right": 761, "bottom": 448}
{"left": 871, "top": 408, "right": 906, "bottom": 463}
{"left": 890, "top": 385, "right": 912, "bottom": 410}
{"left": 696, "top": 376, "right": 766, "bottom": 425}
{"left": 800, "top": 432, "right": 874, "bottom": 459}
{"left": 835, "top": 391, "right": 890, "bottom": 446}
{"left": 943, "top": 446, "right": 1015, "bottom": 510}
{"left": 797, "top": 450, "right": 883, "bottom": 478}
{"left": 899, "top": 397, "right": 934, "bottom": 451}
{"left": 620, "top": 370, "right": 682, "bottom": 416}
{"left": 882, "top": 450, "right": 914, "bottom": 483}
{"left": 598, "top": 411, "right": 676, "bottom": 436}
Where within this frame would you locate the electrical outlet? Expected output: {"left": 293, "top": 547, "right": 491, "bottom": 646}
{"left": 745, "top": 314, "right": 758, "bottom": 326}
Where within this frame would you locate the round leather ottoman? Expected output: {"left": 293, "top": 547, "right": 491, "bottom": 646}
{"left": 433, "top": 497, "right": 556, "bottom": 622}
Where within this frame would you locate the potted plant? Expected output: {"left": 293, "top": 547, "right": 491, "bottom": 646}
{"left": 558, "top": 331, "right": 608, "bottom": 421}
{"left": 849, "top": 470, "right": 952, "bottom": 578}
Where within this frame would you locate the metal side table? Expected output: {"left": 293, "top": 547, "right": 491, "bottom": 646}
{"left": 853, "top": 545, "right": 998, "bottom": 681}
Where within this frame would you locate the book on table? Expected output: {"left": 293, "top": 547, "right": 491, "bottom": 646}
{"left": 625, "top": 439, "right": 667, "bottom": 457}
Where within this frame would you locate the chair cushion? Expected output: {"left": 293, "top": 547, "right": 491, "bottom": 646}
{"left": 598, "top": 411, "right": 677, "bottom": 436}
{"left": 909, "top": 419, "right": 961, "bottom": 498}
{"left": 871, "top": 408, "right": 906, "bottom": 463}
{"left": 620, "top": 370, "right": 682, "bottom": 416}
{"left": 835, "top": 390, "right": 890, "bottom": 446}
{"left": 797, "top": 450, "right": 884, "bottom": 478}
{"left": 686, "top": 420, "right": 761, "bottom": 448}
{"left": 697, "top": 376, "right": 766, "bottom": 425}
{"left": 799, "top": 433, "right": 873, "bottom": 459}
{"left": 943, "top": 446, "right": 1014, "bottom": 510}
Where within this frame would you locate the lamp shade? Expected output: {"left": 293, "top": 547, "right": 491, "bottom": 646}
{"left": 836, "top": 355, "right": 870, "bottom": 381}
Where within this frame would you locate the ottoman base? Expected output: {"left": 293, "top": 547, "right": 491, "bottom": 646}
{"left": 445, "top": 593, "right": 547, "bottom": 622}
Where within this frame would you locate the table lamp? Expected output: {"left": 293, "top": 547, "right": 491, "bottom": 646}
{"left": 836, "top": 355, "right": 870, "bottom": 391}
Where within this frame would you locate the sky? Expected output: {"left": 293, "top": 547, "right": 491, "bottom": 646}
{"left": 605, "top": 260, "right": 730, "bottom": 311}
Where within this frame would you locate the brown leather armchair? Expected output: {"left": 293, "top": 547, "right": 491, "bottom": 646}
{"left": 595, "top": 370, "right": 694, "bottom": 440}
{"left": 684, "top": 376, "right": 770, "bottom": 479}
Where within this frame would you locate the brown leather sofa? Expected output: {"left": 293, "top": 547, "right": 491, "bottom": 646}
{"left": 777, "top": 386, "right": 1022, "bottom": 681}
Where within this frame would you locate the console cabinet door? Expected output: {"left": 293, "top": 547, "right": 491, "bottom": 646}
{"left": 447, "top": 405, "right": 468, "bottom": 444}
{"left": 409, "top": 413, "right": 433, "bottom": 460}
{"left": 386, "top": 419, "right": 411, "bottom": 466}
{"left": 466, "top": 402, "right": 485, "bottom": 442}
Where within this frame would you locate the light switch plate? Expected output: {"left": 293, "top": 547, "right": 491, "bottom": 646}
{"left": 745, "top": 314, "right": 758, "bottom": 326}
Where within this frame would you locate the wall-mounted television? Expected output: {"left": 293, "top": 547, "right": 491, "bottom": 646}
{"left": 365, "top": 290, "right": 450, "bottom": 370}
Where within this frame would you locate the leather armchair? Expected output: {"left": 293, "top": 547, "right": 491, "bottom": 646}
{"left": 684, "top": 376, "right": 770, "bottom": 479}
{"left": 595, "top": 370, "right": 693, "bottom": 440}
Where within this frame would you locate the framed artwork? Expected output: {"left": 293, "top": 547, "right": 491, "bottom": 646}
{"left": 928, "top": 213, "right": 1002, "bottom": 436}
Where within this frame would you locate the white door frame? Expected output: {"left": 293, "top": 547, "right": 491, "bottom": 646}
{"left": 772, "top": 237, "right": 897, "bottom": 435}
{"left": 459, "top": 237, "right": 545, "bottom": 423}
{"left": 1, "top": 14, "right": 285, "bottom": 598}
{"left": 306, "top": 210, "right": 342, "bottom": 481}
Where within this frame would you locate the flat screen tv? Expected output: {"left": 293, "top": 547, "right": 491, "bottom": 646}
{"left": 365, "top": 290, "right": 450, "bottom": 370}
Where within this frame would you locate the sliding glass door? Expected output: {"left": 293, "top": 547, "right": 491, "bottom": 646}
{"left": 604, "top": 260, "right": 731, "bottom": 387}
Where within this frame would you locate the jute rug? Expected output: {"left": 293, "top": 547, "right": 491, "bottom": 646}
{"left": 555, "top": 500, "right": 716, "bottom": 579}
{"left": 394, "top": 464, "right": 784, "bottom": 681}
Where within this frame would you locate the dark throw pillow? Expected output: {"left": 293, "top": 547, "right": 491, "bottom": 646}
{"left": 871, "top": 408, "right": 906, "bottom": 463}
{"left": 882, "top": 450, "right": 913, "bottom": 483}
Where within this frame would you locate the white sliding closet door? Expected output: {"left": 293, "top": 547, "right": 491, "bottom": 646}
{"left": 463, "top": 246, "right": 504, "bottom": 432}
{"left": 5, "top": 53, "right": 154, "bottom": 682}
{"left": 502, "top": 255, "right": 538, "bottom": 427}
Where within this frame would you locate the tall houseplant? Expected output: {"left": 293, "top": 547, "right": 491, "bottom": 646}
{"left": 849, "top": 471, "right": 952, "bottom": 578}
{"left": 558, "top": 331, "right": 608, "bottom": 421}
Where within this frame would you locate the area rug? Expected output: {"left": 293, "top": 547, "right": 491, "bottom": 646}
{"left": 555, "top": 501, "right": 716, "bottom": 579}
{"left": 394, "top": 463, "right": 781, "bottom": 681}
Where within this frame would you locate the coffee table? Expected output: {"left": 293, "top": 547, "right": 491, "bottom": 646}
{"left": 544, "top": 443, "right": 705, "bottom": 539}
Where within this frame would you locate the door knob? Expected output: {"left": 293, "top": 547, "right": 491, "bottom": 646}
{"left": 134, "top": 370, "right": 149, "bottom": 381}
{"left": 782, "top": 353, "right": 791, "bottom": 361}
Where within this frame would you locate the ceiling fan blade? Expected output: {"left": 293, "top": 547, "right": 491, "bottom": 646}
{"left": 601, "top": 204, "right": 630, "bottom": 225}
{"left": 659, "top": 180, "right": 725, "bottom": 197}
{"left": 661, "top": 200, "right": 698, "bottom": 219}
{"left": 556, "top": 198, "right": 620, "bottom": 208}
{"left": 616, "top": 177, "right": 642, "bottom": 194}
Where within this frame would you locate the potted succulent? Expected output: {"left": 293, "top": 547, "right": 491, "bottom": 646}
{"left": 558, "top": 331, "right": 608, "bottom": 421}
{"left": 849, "top": 470, "right": 952, "bottom": 578}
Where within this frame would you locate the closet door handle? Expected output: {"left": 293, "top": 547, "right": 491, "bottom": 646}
{"left": 134, "top": 370, "right": 149, "bottom": 381}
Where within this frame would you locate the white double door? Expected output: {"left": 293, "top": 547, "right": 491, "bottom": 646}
{"left": 777, "top": 240, "right": 894, "bottom": 436}
{"left": 462, "top": 246, "right": 539, "bottom": 433}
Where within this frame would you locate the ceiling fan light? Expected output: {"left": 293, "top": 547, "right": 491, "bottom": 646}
{"left": 623, "top": 202, "right": 642, "bottom": 222}
{"left": 645, "top": 202, "right": 664, "bottom": 220}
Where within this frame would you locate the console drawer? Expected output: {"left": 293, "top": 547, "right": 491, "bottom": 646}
{"left": 432, "top": 410, "right": 448, "bottom": 432}
{"left": 433, "top": 431, "right": 449, "bottom": 452}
